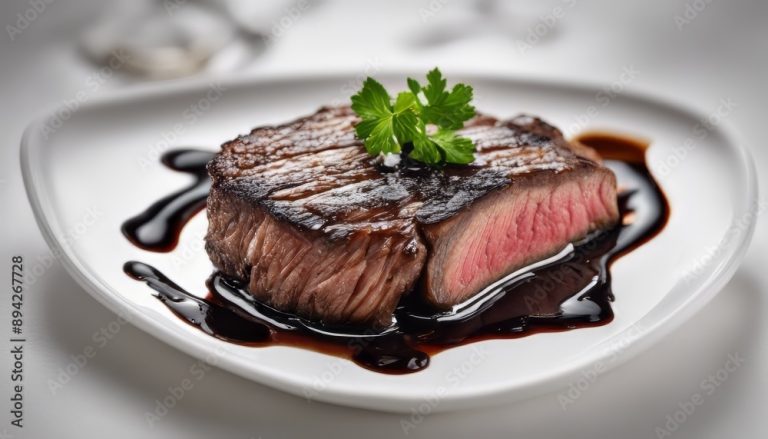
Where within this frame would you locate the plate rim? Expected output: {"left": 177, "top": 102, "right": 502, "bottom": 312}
{"left": 19, "top": 71, "right": 759, "bottom": 412}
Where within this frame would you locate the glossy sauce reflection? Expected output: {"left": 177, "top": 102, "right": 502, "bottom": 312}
{"left": 123, "top": 132, "right": 669, "bottom": 374}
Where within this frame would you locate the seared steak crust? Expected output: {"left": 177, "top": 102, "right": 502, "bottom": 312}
{"left": 206, "top": 106, "right": 618, "bottom": 327}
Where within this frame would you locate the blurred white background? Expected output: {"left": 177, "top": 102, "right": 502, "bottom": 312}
{"left": 1, "top": 0, "right": 766, "bottom": 437}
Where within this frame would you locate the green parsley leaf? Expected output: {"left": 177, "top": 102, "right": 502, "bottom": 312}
{"left": 391, "top": 110, "right": 420, "bottom": 146}
{"left": 410, "top": 68, "right": 475, "bottom": 130}
{"left": 407, "top": 78, "right": 422, "bottom": 99}
{"left": 350, "top": 69, "right": 477, "bottom": 166}
{"left": 394, "top": 91, "right": 417, "bottom": 113}
{"left": 350, "top": 77, "right": 391, "bottom": 120}
{"left": 351, "top": 78, "right": 420, "bottom": 155}
{"left": 409, "top": 132, "right": 441, "bottom": 165}
{"left": 430, "top": 129, "right": 475, "bottom": 164}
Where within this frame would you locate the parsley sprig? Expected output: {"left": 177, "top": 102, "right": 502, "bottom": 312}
{"left": 350, "top": 68, "right": 476, "bottom": 166}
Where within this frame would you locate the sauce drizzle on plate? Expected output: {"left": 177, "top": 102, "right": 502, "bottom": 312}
{"left": 122, "top": 131, "right": 669, "bottom": 374}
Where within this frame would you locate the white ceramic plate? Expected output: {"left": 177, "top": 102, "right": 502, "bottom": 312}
{"left": 21, "top": 73, "right": 757, "bottom": 413}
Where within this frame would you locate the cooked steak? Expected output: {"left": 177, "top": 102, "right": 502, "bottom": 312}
{"left": 205, "top": 106, "right": 618, "bottom": 328}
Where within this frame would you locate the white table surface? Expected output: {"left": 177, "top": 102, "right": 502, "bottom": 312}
{"left": 1, "top": 0, "right": 766, "bottom": 437}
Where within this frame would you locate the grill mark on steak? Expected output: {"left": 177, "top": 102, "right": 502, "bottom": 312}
{"left": 206, "top": 106, "right": 619, "bottom": 326}
{"left": 208, "top": 107, "right": 596, "bottom": 236}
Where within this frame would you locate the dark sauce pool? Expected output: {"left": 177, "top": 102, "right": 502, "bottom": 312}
{"left": 122, "top": 131, "right": 669, "bottom": 374}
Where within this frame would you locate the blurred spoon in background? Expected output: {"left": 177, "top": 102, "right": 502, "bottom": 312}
{"left": 79, "top": 0, "right": 305, "bottom": 79}
{"left": 406, "top": 0, "right": 562, "bottom": 49}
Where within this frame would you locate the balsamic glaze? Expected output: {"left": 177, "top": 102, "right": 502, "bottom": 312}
{"left": 122, "top": 132, "right": 669, "bottom": 374}
{"left": 122, "top": 149, "right": 213, "bottom": 252}
{"left": 124, "top": 261, "right": 270, "bottom": 342}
